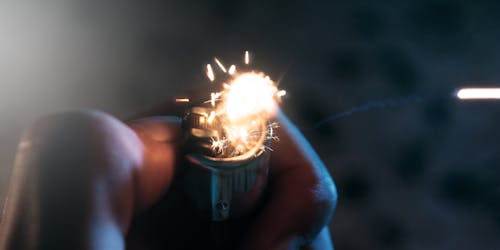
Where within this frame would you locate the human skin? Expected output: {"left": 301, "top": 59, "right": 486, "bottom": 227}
{"left": 0, "top": 106, "right": 337, "bottom": 250}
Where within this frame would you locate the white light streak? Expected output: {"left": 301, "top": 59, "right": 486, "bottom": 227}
{"left": 277, "top": 90, "right": 286, "bottom": 97}
{"left": 175, "top": 98, "right": 190, "bottom": 102}
{"left": 206, "top": 64, "right": 215, "bottom": 82}
{"left": 244, "top": 51, "right": 250, "bottom": 64}
{"left": 456, "top": 88, "right": 500, "bottom": 100}
{"left": 214, "top": 58, "right": 227, "bottom": 73}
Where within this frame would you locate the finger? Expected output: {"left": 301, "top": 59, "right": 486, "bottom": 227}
{"left": 126, "top": 116, "right": 182, "bottom": 212}
{"left": 300, "top": 227, "right": 334, "bottom": 250}
{"left": 241, "top": 111, "right": 337, "bottom": 250}
{"left": 0, "top": 110, "right": 142, "bottom": 250}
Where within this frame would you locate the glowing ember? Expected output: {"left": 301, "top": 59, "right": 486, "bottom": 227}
{"left": 175, "top": 98, "right": 190, "bottom": 102}
{"left": 206, "top": 64, "right": 215, "bottom": 82}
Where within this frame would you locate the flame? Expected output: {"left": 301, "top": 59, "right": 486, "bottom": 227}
{"left": 203, "top": 52, "right": 285, "bottom": 159}
{"left": 222, "top": 72, "right": 279, "bottom": 122}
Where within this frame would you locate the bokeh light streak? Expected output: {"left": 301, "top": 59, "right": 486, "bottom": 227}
{"left": 457, "top": 88, "right": 500, "bottom": 100}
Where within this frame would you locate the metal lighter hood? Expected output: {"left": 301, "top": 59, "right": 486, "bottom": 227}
{"left": 181, "top": 106, "right": 270, "bottom": 221}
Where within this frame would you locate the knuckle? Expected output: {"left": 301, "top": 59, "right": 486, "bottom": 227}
{"left": 304, "top": 162, "right": 338, "bottom": 217}
{"left": 28, "top": 109, "right": 112, "bottom": 142}
{"left": 23, "top": 109, "right": 141, "bottom": 174}
{"left": 309, "top": 174, "right": 337, "bottom": 222}
{"left": 10, "top": 110, "right": 139, "bottom": 236}
{"left": 297, "top": 164, "right": 337, "bottom": 243}
{"left": 321, "top": 173, "right": 338, "bottom": 214}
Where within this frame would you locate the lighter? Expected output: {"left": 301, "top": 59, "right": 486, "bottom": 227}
{"left": 178, "top": 53, "right": 285, "bottom": 221}
{"left": 182, "top": 105, "right": 271, "bottom": 221}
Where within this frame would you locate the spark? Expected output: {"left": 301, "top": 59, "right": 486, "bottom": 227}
{"left": 210, "top": 92, "right": 221, "bottom": 107}
{"left": 175, "top": 98, "right": 190, "bottom": 102}
{"left": 206, "top": 64, "right": 215, "bottom": 82}
{"left": 266, "top": 122, "right": 280, "bottom": 141}
{"left": 211, "top": 138, "right": 227, "bottom": 154}
{"left": 244, "top": 51, "right": 250, "bottom": 65}
{"left": 456, "top": 88, "right": 500, "bottom": 100}
{"left": 214, "top": 58, "right": 227, "bottom": 73}
{"left": 201, "top": 52, "right": 285, "bottom": 159}
{"left": 228, "top": 65, "right": 236, "bottom": 75}
{"left": 277, "top": 90, "right": 287, "bottom": 97}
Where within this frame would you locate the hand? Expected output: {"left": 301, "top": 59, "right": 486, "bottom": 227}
{"left": 0, "top": 102, "right": 337, "bottom": 250}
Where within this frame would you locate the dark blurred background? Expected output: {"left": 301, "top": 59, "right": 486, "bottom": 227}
{"left": 1, "top": 0, "right": 500, "bottom": 249}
